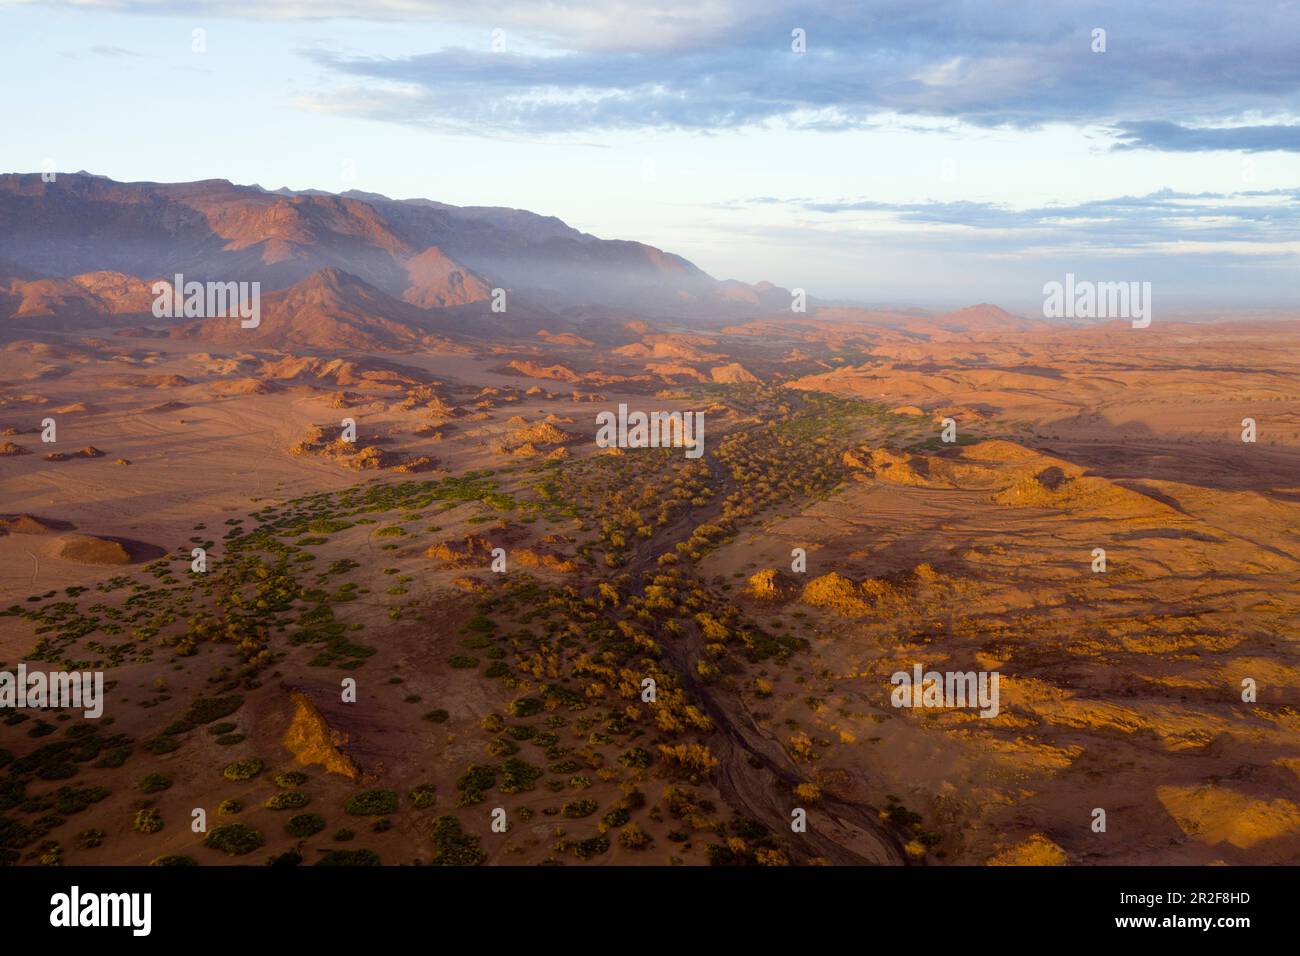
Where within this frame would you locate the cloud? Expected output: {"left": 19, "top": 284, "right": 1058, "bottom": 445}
{"left": 88, "top": 44, "right": 141, "bottom": 56}
{"left": 9, "top": 0, "right": 763, "bottom": 51}
{"left": 1112, "top": 121, "right": 1300, "bottom": 152}
{"left": 18, "top": 0, "right": 1300, "bottom": 149}
{"left": 286, "top": 0, "right": 1300, "bottom": 143}
{"left": 729, "top": 187, "right": 1300, "bottom": 253}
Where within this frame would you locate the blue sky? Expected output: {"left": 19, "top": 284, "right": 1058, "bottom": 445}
{"left": 2, "top": 0, "right": 1299, "bottom": 311}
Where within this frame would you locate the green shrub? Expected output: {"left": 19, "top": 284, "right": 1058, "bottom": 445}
{"left": 94, "top": 747, "right": 132, "bottom": 769}
{"left": 429, "top": 816, "right": 485, "bottom": 866}
{"left": 149, "top": 855, "right": 196, "bottom": 866}
{"left": 573, "top": 835, "right": 610, "bottom": 860}
{"left": 54, "top": 785, "right": 110, "bottom": 814}
{"left": 274, "top": 771, "right": 308, "bottom": 789}
{"left": 74, "top": 828, "right": 105, "bottom": 850}
{"left": 499, "top": 758, "right": 543, "bottom": 794}
{"left": 619, "top": 747, "right": 653, "bottom": 769}
{"left": 455, "top": 765, "right": 496, "bottom": 805}
{"left": 561, "top": 799, "right": 598, "bottom": 819}
{"left": 344, "top": 789, "right": 398, "bottom": 816}
{"left": 315, "top": 848, "right": 380, "bottom": 866}
{"left": 139, "top": 773, "right": 172, "bottom": 794}
{"left": 265, "top": 791, "right": 310, "bottom": 811}
{"left": 618, "top": 822, "right": 652, "bottom": 850}
{"left": 221, "top": 757, "right": 264, "bottom": 781}
{"left": 602, "top": 808, "right": 631, "bottom": 828}
{"left": 133, "top": 808, "right": 163, "bottom": 834}
{"left": 180, "top": 697, "right": 244, "bottom": 723}
{"left": 286, "top": 813, "right": 326, "bottom": 838}
{"left": 508, "top": 697, "right": 543, "bottom": 718}
{"left": 409, "top": 784, "right": 437, "bottom": 809}
{"left": 204, "top": 823, "right": 264, "bottom": 856}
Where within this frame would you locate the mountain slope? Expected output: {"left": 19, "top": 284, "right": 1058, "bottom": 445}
{"left": 0, "top": 173, "right": 783, "bottom": 319}
{"left": 0, "top": 269, "right": 158, "bottom": 328}
{"left": 401, "top": 246, "right": 493, "bottom": 309}
{"left": 170, "top": 267, "right": 451, "bottom": 351}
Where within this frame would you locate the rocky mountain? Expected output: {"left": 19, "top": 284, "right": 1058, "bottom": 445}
{"left": 0, "top": 173, "right": 787, "bottom": 329}
{"left": 168, "top": 267, "right": 453, "bottom": 351}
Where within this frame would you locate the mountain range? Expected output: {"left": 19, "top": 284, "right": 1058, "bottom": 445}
{"left": 0, "top": 172, "right": 798, "bottom": 343}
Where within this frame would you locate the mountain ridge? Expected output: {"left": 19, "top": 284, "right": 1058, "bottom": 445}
{"left": 0, "top": 172, "right": 788, "bottom": 320}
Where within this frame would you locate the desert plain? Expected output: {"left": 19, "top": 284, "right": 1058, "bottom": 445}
{"left": 1, "top": 174, "right": 1298, "bottom": 867}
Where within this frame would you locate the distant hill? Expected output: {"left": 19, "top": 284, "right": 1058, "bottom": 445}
{"left": 0, "top": 269, "right": 157, "bottom": 329}
{"left": 169, "top": 267, "right": 455, "bottom": 351}
{"left": 0, "top": 173, "right": 792, "bottom": 327}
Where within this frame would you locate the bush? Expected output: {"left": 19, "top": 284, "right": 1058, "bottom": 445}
{"left": 183, "top": 695, "right": 244, "bottom": 725}
{"left": 218, "top": 799, "right": 242, "bottom": 815}
{"left": 618, "top": 822, "right": 652, "bottom": 850}
{"left": 204, "top": 823, "right": 264, "bottom": 856}
{"left": 602, "top": 808, "right": 631, "bottom": 828}
{"left": 409, "top": 784, "right": 437, "bottom": 809}
{"left": 221, "top": 757, "right": 264, "bottom": 781}
{"left": 422, "top": 709, "right": 450, "bottom": 723}
{"left": 133, "top": 808, "right": 163, "bottom": 834}
{"left": 573, "top": 835, "right": 610, "bottom": 860}
{"left": 429, "top": 815, "right": 486, "bottom": 866}
{"left": 274, "top": 771, "right": 308, "bottom": 789}
{"left": 455, "top": 764, "right": 496, "bottom": 802}
{"left": 499, "top": 758, "right": 543, "bottom": 794}
{"left": 344, "top": 789, "right": 398, "bottom": 816}
{"left": 265, "top": 791, "right": 310, "bottom": 811}
{"left": 619, "top": 747, "right": 653, "bottom": 769}
{"left": 315, "top": 848, "right": 381, "bottom": 866}
{"left": 54, "top": 784, "right": 110, "bottom": 814}
{"left": 561, "top": 799, "right": 598, "bottom": 819}
{"left": 139, "top": 773, "right": 172, "bottom": 794}
{"left": 286, "top": 813, "right": 326, "bottom": 838}
{"left": 94, "top": 747, "right": 132, "bottom": 769}
{"left": 448, "top": 655, "right": 479, "bottom": 669}
{"left": 508, "top": 697, "right": 543, "bottom": 718}
{"left": 149, "top": 855, "right": 196, "bottom": 866}
{"left": 74, "top": 828, "right": 106, "bottom": 850}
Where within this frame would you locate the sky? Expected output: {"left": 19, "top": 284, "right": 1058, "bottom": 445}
{"left": 1, "top": 0, "right": 1299, "bottom": 312}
